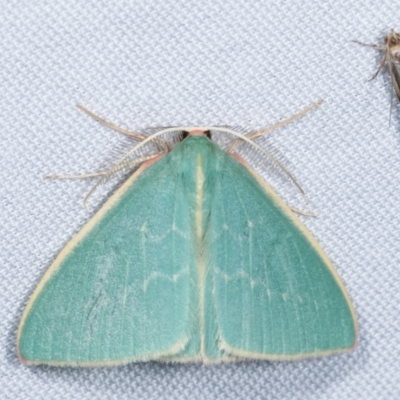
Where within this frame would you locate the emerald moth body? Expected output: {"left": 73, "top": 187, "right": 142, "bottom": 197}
{"left": 17, "top": 105, "right": 357, "bottom": 366}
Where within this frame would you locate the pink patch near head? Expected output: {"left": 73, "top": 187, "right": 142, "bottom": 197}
{"left": 230, "top": 153, "right": 248, "bottom": 166}
{"left": 141, "top": 153, "right": 165, "bottom": 170}
{"left": 189, "top": 129, "right": 206, "bottom": 136}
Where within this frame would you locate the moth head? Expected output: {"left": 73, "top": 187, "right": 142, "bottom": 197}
{"left": 385, "top": 30, "right": 400, "bottom": 48}
{"left": 179, "top": 129, "right": 212, "bottom": 141}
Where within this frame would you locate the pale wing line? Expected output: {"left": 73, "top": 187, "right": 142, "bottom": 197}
{"left": 170, "top": 175, "right": 192, "bottom": 356}
{"left": 226, "top": 164, "right": 274, "bottom": 353}
{"left": 139, "top": 171, "right": 190, "bottom": 294}
{"left": 18, "top": 157, "right": 188, "bottom": 364}
{"left": 134, "top": 167, "right": 191, "bottom": 355}
{"left": 223, "top": 164, "right": 274, "bottom": 350}
{"left": 213, "top": 170, "right": 271, "bottom": 291}
{"left": 135, "top": 164, "right": 171, "bottom": 354}
{"left": 211, "top": 224, "right": 227, "bottom": 241}
{"left": 228, "top": 162, "right": 316, "bottom": 354}
{"left": 136, "top": 166, "right": 191, "bottom": 354}
{"left": 212, "top": 170, "right": 265, "bottom": 279}
{"left": 214, "top": 267, "right": 271, "bottom": 290}
{"left": 245, "top": 159, "right": 357, "bottom": 353}
{"left": 142, "top": 267, "right": 190, "bottom": 292}
{"left": 139, "top": 225, "right": 188, "bottom": 243}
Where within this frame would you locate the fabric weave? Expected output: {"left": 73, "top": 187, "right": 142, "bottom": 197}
{"left": 1, "top": 1, "right": 400, "bottom": 398}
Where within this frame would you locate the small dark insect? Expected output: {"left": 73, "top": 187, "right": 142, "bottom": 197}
{"left": 353, "top": 29, "right": 400, "bottom": 102}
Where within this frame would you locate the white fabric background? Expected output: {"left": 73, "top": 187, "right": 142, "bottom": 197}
{"left": 1, "top": 1, "right": 400, "bottom": 399}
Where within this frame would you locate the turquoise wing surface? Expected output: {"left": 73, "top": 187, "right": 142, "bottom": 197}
{"left": 18, "top": 154, "right": 197, "bottom": 365}
{"left": 207, "top": 152, "right": 357, "bottom": 359}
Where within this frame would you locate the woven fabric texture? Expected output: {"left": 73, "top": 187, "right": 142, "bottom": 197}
{"left": 1, "top": 1, "right": 400, "bottom": 399}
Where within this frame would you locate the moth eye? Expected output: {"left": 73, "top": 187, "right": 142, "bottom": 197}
{"left": 180, "top": 130, "right": 189, "bottom": 141}
{"left": 391, "top": 38, "right": 397, "bottom": 45}
{"left": 204, "top": 130, "right": 212, "bottom": 140}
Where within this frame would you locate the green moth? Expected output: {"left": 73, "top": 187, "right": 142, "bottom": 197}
{"left": 17, "top": 106, "right": 357, "bottom": 366}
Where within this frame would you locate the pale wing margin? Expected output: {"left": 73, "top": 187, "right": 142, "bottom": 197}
{"left": 18, "top": 154, "right": 196, "bottom": 366}
{"left": 208, "top": 152, "right": 357, "bottom": 360}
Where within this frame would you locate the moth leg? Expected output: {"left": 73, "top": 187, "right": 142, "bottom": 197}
{"left": 352, "top": 40, "right": 389, "bottom": 81}
{"left": 367, "top": 53, "right": 387, "bottom": 82}
{"left": 351, "top": 40, "right": 385, "bottom": 51}
{"left": 227, "top": 100, "right": 323, "bottom": 153}
{"left": 77, "top": 104, "right": 169, "bottom": 153}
